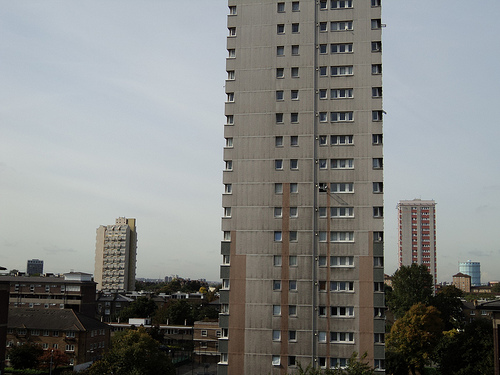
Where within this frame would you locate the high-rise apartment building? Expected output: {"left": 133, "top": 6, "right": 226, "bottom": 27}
{"left": 219, "top": 1, "right": 385, "bottom": 373}
{"left": 397, "top": 199, "right": 437, "bottom": 284}
{"left": 26, "top": 259, "right": 43, "bottom": 275}
{"left": 459, "top": 260, "right": 480, "bottom": 287}
{"left": 94, "top": 217, "right": 137, "bottom": 292}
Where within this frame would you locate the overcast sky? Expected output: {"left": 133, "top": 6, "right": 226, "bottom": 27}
{"left": 1, "top": 1, "right": 499, "bottom": 283}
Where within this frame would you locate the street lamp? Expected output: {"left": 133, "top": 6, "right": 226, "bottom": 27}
{"left": 49, "top": 349, "right": 54, "bottom": 375}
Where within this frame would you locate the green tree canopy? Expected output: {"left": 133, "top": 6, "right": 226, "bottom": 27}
{"left": 386, "top": 264, "right": 434, "bottom": 318}
{"left": 386, "top": 303, "right": 444, "bottom": 375}
{"left": 292, "top": 353, "right": 374, "bottom": 375}
{"left": 118, "top": 296, "right": 158, "bottom": 321}
{"left": 431, "top": 285, "right": 464, "bottom": 330}
{"left": 8, "top": 343, "right": 43, "bottom": 369}
{"left": 436, "top": 318, "right": 494, "bottom": 375}
{"left": 85, "top": 327, "right": 175, "bottom": 375}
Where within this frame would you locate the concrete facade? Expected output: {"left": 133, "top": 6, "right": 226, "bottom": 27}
{"left": 94, "top": 217, "right": 137, "bottom": 292}
{"left": 397, "top": 199, "right": 437, "bottom": 286}
{"left": 219, "top": 1, "right": 384, "bottom": 373}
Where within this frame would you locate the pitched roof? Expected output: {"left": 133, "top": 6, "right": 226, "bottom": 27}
{"left": 8, "top": 308, "right": 108, "bottom": 331}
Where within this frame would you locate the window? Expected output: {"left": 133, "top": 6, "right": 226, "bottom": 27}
{"left": 277, "top": 46, "right": 284, "bottom": 56}
{"left": 276, "top": 90, "right": 284, "bottom": 101}
{"left": 272, "top": 355, "right": 281, "bottom": 366}
{"left": 224, "top": 184, "right": 232, "bottom": 194}
{"left": 331, "top": 306, "right": 354, "bottom": 317}
{"left": 221, "top": 304, "right": 229, "bottom": 314}
{"left": 319, "top": 44, "right": 328, "bottom": 54}
{"left": 273, "top": 330, "right": 281, "bottom": 341}
{"left": 374, "top": 333, "right": 385, "bottom": 343}
{"left": 290, "top": 183, "right": 298, "bottom": 193}
{"left": 289, "top": 280, "right": 297, "bottom": 291}
{"left": 290, "top": 231, "right": 298, "bottom": 242}
{"left": 228, "top": 49, "right": 235, "bottom": 58}
{"left": 226, "top": 115, "right": 234, "bottom": 125}
{"left": 290, "top": 159, "right": 298, "bottom": 170}
{"left": 331, "top": 158, "right": 354, "bottom": 169}
{"left": 274, "top": 207, "right": 283, "bottom": 218}
{"left": 223, "top": 207, "right": 232, "bottom": 217}
{"left": 289, "top": 305, "right": 297, "bottom": 316}
{"left": 318, "top": 281, "right": 327, "bottom": 292}
{"left": 275, "top": 183, "right": 283, "bottom": 194}
{"left": 331, "top": 256, "right": 354, "bottom": 267}
{"left": 291, "top": 90, "right": 299, "bottom": 100}
{"left": 290, "top": 135, "right": 299, "bottom": 146}
{"left": 274, "top": 231, "right": 282, "bottom": 242}
{"left": 220, "top": 353, "right": 228, "bottom": 364}
{"left": 289, "top": 256, "right": 298, "bottom": 266}
{"left": 275, "top": 159, "right": 283, "bottom": 170}
{"left": 274, "top": 255, "right": 282, "bottom": 266}
{"left": 276, "top": 68, "right": 284, "bottom": 78}
{"left": 225, "top": 138, "right": 233, "bottom": 148}
{"left": 372, "top": 110, "right": 383, "bottom": 121}
{"left": 374, "top": 257, "right": 384, "bottom": 267}
{"left": 331, "top": 66, "right": 353, "bottom": 76}
{"left": 331, "top": 43, "right": 353, "bottom": 53}
{"left": 318, "top": 207, "right": 327, "bottom": 217}
{"left": 222, "top": 279, "right": 230, "bottom": 289}
{"left": 229, "top": 5, "right": 237, "bottom": 15}
{"left": 371, "top": 156, "right": 383, "bottom": 169}
{"left": 43, "top": 330, "right": 49, "bottom": 336}
{"left": 223, "top": 255, "right": 230, "bottom": 264}
{"left": 292, "top": 1, "right": 300, "bottom": 11}
{"left": 374, "top": 282, "right": 384, "bottom": 292}
{"left": 291, "top": 112, "right": 299, "bottom": 122}
{"left": 224, "top": 160, "right": 233, "bottom": 171}
{"left": 276, "top": 113, "right": 284, "bottom": 123}
{"left": 331, "top": 88, "right": 353, "bottom": 98}
{"left": 320, "top": 0, "right": 327, "bottom": 9}
{"left": 374, "top": 231, "right": 384, "bottom": 242}
{"left": 226, "top": 92, "right": 234, "bottom": 102}
{"left": 319, "top": 159, "right": 327, "bottom": 169}
{"left": 331, "top": 135, "right": 353, "bottom": 145}
{"left": 374, "top": 307, "right": 385, "bottom": 318}
{"left": 330, "top": 231, "right": 354, "bottom": 242}
{"left": 319, "top": 112, "right": 328, "bottom": 122}
{"left": 319, "top": 22, "right": 327, "bottom": 32}
{"left": 319, "top": 135, "right": 327, "bottom": 145}
{"left": 319, "top": 89, "right": 327, "bottom": 99}
{"left": 319, "top": 66, "right": 327, "bottom": 76}
{"left": 277, "top": 24, "right": 285, "bottom": 34}
{"left": 319, "top": 231, "right": 327, "bottom": 242}
{"left": 223, "top": 231, "right": 231, "bottom": 241}
{"left": 277, "top": 2, "right": 285, "bottom": 12}
{"left": 372, "top": 41, "right": 382, "bottom": 52}
{"left": 289, "top": 330, "right": 297, "bottom": 341}
{"left": 373, "top": 207, "right": 384, "bottom": 217}
{"left": 371, "top": 19, "right": 382, "bottom": 29}
{"left": 291, "top": 45, "right": 299, "bottom": 55}
{"left": 331, "top": 0, "right": 353, "bottom": 8}
{"left": 318, "top": 256, "right": 327, "bottom": 266}
{"left": 330, "top": 281, "right": 354, "bottom": 292}
{"left": 273, "top": 305, "right": 281, "bottom": 315}
{"left": 292, "top": 23, "right": 299, "bottom": 33}
{"left": 291, "top": 67, "right": 299, "bottom": 78}
{"left": 318, "top": 331, "right": 327, "bottom": 343}
{"left": 372, "top": 64, "right": 382, "bottom": 74}
{"left": 331, "top": 183, "right": 354, "bottom": 193}
{"left": 66, "top": 331, "right": 75, "bottom": 338}
{"left": 374, "top": 359, "right": 385, "bottom": 371}
{"left": 65, "top": 344, "right": 75, "bottom": 352}
{"left": 318, "top": 306, "right": 327, "bottom": 316}
{"left": 373, "top": 182, "right": 383, "bottom": 193}
{"left": 372, "top": 0, "right": 381, "bottom": 6}
{"left": 228, "top": 27, "right": 236, "bottom": 37}
{"left": 331, "top": 21, "right": 353, "bottom": 31}
{"left": 201, "top": 330, "right": 208, "bottom": 337}
{"left": 290, "top": 207, "right": 298, "bottom": 217}
{"left": 372, "top": 134, "right": 383, "bottom": 144}
{"left": 275, "top": 136, "right": 284, "bottom": 147}
{"left": 331, "top": 332, "right": 354, "bottom": 343}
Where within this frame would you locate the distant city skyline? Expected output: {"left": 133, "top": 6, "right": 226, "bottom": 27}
{"left": 1, "top": 1, "right": 500, "bottom": 283}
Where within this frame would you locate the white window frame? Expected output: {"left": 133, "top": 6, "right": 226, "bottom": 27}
{"left": 331, "top": 88, "right": 353, "bottom": 98}
{"left": 330, "top": 231, "right": 354, "bottom": 242}
{"left": 331, "top": 159, "right": 354, "bottom": 169}
{"left": 330, "top": 21, "right": 353, "bottom": 31}
{"left": 331, "top": 43, "right": 353, "bottom": 53}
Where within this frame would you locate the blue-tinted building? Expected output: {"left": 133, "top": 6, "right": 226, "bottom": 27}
{"left": 459, "top": 260, "right": 481, "bottom": 286}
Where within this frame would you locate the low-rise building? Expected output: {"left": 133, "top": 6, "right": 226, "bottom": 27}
{"left": 96, "top": 292, "right": 134, "bottom": 322}
{"left": 6, "top": 308, "right": 110, "bottom": 366}
{"left": 0, "top": 272, "right": 97, "bottom": 317}
{"left": 193, "top": 320, "right": 219, "bottom": 364}
{"left": 453, "top": 272, "right": 472, "bottom": 293}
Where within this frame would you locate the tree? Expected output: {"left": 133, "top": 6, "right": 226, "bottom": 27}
{"left": 435, "top": 318, "right": 494, "bottom": 375}
{"left": 292, "top": 353, "right": 374, "bottom": 375}
{"left": 8, "top": 343, "right": 43, "bottom": 369}
{"left": 491, "top": 283, "right": 500, "bottom": 294}
{"left": 118, "top": 296, "right": 157, "bottom": 321}
{"left": 38, "top": 349, "right": 70, "bottom": 370}
{"left": 431, "top": 285, "right": 464, "bottom": 330}
{"left": 386, "top": 303, "right": 443, "bottom": 375}
{"left": 85, "top": 327, "right": 175, "bottom": 375}
{"left": 386, "top": 264, "right": 433, "bottom": 319}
